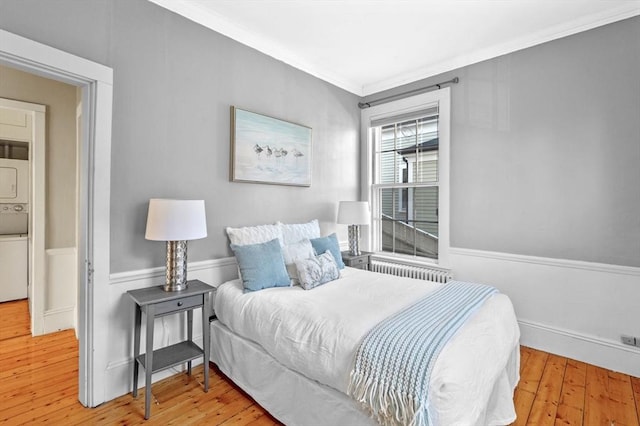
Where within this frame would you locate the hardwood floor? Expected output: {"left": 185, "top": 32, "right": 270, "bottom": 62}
{"left": 513, "top": 346, "right": 640, "bottom": 426}
{"left": 1, "top": 299, "right": 639, "bottom": 425}
{"left": 0, "top": 299, "right": 30, "bottom": 341}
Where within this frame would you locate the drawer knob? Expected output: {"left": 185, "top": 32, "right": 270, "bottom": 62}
{"left": 177, "top": 301, "right": 183, "bottom": 307}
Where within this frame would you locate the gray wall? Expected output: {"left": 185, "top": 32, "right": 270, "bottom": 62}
{"left": 0, "top": 0, "right": 361, "bottom": 273}
{"left": 363, "top": 16, "right": 640, "bottom": 268}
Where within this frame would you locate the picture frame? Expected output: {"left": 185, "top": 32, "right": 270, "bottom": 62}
{"left": 230, "top": 106, "right": 312, "bottom": 187}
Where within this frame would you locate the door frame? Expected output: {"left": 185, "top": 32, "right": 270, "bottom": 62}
{"left": 0, "top": 29, "right": 113, "bottom": 407}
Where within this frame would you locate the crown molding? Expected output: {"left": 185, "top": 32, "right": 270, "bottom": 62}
{"left": 148, "top": 1, "right": 640, "bottom": 97}
{"left": 362, "top": 3, "right": 640, "bottom": 95}
{"left": 147, "top": 0, "right": 362, "bottom": 95}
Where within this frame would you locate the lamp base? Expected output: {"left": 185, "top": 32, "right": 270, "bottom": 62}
{"left": 347, "top": 224, "right": 361, "bottom": 256}
{"left": 164, "top": 281, "right": 188, "bottom": 292}
{"left": 164, "top": 240, "right": 189, "bottom": 292}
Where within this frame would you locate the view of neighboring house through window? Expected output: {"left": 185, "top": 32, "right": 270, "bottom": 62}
{"left": 363, "top": 89, "right": 449, "bottom": 266}
{"left": 373, "top": 113, "right": 440, "bottom": 258}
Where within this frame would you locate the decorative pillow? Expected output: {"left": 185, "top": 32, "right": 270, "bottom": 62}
{"left": 230, "top": 238, "right": 290, "bottom": 292}
{"left": 295, "top": 250, "right": 340, "bottom": 290}
{"left": 281, "top": 239, "right": 315, "bottom": 285}
{"left": 226, "top": 224, "right": 283, "bottom": 247}
{"left": 278, "top": 219, "right": 321, "bottom": 245}
{"left": 310, "top": 233, "right": 345, "bottom": 269}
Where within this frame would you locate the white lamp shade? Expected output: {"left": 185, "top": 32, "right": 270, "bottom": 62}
{"left": 337, "top": 201, "right": 370, "bottom": 225}
{"left": 145, "top": 199, "right": 207, "bottom": 241}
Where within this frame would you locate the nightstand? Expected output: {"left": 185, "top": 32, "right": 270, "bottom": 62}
{"left": 341, "top": 251, "right": 372, "bottom": 270}
{"left": 127, "top": 280, "right": 215, "bottom": 419}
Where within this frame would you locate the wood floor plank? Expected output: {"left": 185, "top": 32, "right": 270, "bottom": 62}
{"left": 512, "top": 388, "right": 536, "bottom": 426}
{"left": 0, "top": 299, "right": 30, "bottom": 342}
{"left": 526, "top": 353, "right": 567, "bottom": 425}
{"left": 2, "top": 301, "right": 640, "bottom": 426}
{"left": 607, "top": 370, "right": 639, "bottom": 426}
{"left": 220, "top": 405, "right": 272, "bottom": 426}
{"left": 632, "top": 377, "right": 640, "bottom": 424}
{"left": 584, "top": 364, "right": 613, "bottom": 425}
{"left": 519, "top": 347, "right": 549, "bottom": 394}
{"left": 0, "top": 369, "right": 78, "bottom": 411}
{"left": 555, "top": 359, "right": 587, "bottom": 426}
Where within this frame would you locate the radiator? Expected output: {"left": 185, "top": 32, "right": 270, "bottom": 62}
{"left": 370, "top": 259, "right": 452, "bottom": 284}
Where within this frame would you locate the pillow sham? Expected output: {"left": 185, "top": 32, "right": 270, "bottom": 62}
{"left": 295, "top": 250, "right": 340, "bottom": 290}
{"left": 281, "top": 239, "right": 315, "bottom": 285}
{"left": 230, "top": 238, "right": 290, "bottom": 292}
{"left": 310, "top": 233, "right": 345, "bottom": 269}
{"left": 226, "top": 224, "right": 283, "bottom": 247}
{"left": 278, "top": 219, "right": 321, "bottom": 245}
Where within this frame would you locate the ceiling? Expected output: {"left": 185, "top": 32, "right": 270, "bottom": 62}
{"left": 149, "top": 0, "right": 640, "bottom": 96}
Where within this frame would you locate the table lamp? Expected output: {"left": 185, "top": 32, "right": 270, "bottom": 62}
{"left": 145, "top": 199, "right": 207, "bottom": 291}
{"left": 337, "top": 201, "right": 370, "bottom": 256}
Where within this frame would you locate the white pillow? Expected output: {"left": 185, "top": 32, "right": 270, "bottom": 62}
{"left": 281, "top": 239, "right": 315, "bottom": 285}
{"left": 226, "top": 224, "right": 283, "bottom": 246}
{"left": 278, "top": 219, "right": 321, "bottom": 245}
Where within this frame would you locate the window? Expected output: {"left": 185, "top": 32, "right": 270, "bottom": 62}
{"left": 362, "top": 90, "right": 450, "bottom": 266}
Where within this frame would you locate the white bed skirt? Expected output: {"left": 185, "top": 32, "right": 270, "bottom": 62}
{"left": 211, "top": 320, "right": 376, "bottom": 425}
{"left": 210, "top": 320, "right": 520, "bottom": 426}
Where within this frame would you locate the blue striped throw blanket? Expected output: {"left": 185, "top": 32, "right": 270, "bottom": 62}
{"left": 348, "top": 281, "right": 498, "bottom": 426}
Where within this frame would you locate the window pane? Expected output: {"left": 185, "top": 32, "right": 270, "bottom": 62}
{"left": 380, "top": 126, "right": 396, "bottom": 152}
{"left": 375, "top": 116, "right": 439, "bottom": 185}
{"left": 413, "top": 187, "right": 438, "bottom": 238}
{"left": 378, "top": 187, "right": 438, "bottom": 259}
{"left": 382, "top": 218, "right": 416, "bottom": 256}
{"left": 378, "top": 151, "right": 401, "bottom": 184}
{"left": 396, "top": 120, "right": 417, "bottom": 151}
{"left": 380, "top": 187, "right": 395, "bottom": 218}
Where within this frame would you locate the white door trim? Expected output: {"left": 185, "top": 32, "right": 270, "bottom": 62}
{"left": 0, "top": 29, "right": 113, "bottom": 407}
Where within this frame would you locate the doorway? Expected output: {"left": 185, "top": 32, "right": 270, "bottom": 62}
{"left": 0, "top": 96, "right": 49, "bottom": 336}
{"left": 0, "top": 29, "right": 113, "bottom": 407}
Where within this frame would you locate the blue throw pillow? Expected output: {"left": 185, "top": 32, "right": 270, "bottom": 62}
{"left": 231, "top": 238, "right": 290, "bottom": 292}
{"left": 310, "top": 233, "right": 345, "bottom": 269}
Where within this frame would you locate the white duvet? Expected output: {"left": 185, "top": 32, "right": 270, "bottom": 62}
{"left": 214, "top": 267, "right": 521, "bottom": 425}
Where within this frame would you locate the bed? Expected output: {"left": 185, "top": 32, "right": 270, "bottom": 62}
{"left": 210, "top": 221, "right": 520, "bottom": 425}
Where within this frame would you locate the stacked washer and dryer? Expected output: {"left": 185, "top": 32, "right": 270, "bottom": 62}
{"left": 0, "top": 156, "right": 29, "bottom": 303}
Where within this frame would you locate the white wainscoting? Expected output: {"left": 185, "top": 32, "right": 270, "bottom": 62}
{"left": 44, "top": 247, "right": 77, "bottom": 334}
{"left": 104, "top": 257, "right": 238, "bottom": 401}
{"left": 450, "top": 247, "right": 640, "bottom": 377}
{"left": 102, "top": 250, "right": 640, "bottom": 401}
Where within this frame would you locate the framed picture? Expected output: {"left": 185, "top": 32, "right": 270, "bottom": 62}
{"left": 230, "top": 106, "right": 312, "bottom": 187}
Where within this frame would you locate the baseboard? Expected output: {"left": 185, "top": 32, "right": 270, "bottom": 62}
{"left": 519, "top": 319, "right": 640, "bottom": 377}
{"left": 43, "top": 306, "right": 75, "bottom": 334}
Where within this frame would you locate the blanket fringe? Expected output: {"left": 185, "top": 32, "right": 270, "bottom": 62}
{"left": 348, "top": 370, "right": 427, "bottom": 426}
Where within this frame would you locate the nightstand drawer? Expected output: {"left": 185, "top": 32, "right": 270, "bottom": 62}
{"left": 351, "top": 257, "right": 368, "bottom": 266}
{"left": 155, "top": 294, "right": 202, "bottom": 315}
{"left": 351, "top": 261, "right": 368, "bottom": 270}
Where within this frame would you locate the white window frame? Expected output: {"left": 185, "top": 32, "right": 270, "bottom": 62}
{"left": 360, "top": 88, "right": 450, "bottom": 268}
